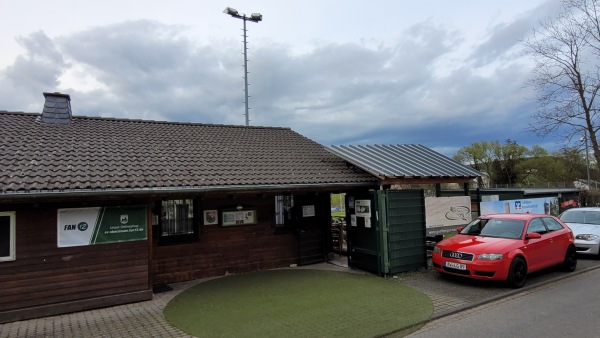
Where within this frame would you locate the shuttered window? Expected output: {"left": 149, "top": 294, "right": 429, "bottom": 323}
{"left": 160, "top": 199, "right": 197, "bottom": 243}
{"left": 275, "top": 195, "right": 294, "bottom": 226}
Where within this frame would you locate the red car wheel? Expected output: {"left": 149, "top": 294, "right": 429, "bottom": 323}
{"left": 507, "top": 257, "right": 527, "bottom": 288}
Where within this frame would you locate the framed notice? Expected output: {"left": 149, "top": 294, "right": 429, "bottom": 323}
{"left": 355, "top": 200, "right": 371, "bottom": 217}
{"left": 203, "top": 210, "right": 218, "bottom": 225}
{"left": 302, "top": 205, "right": 315, "bottom": 217}
{"left": 222, "top": 210, "right": 257, "bottom": 226}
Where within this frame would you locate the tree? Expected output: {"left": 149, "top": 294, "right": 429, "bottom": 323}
{"left": 452, "top": 141, "right": 494, "bottom": 186}
{"left": 524, "top": 0, "right": 600, "bottom": 174}
{"left": 454, "top": 140, "right": 591, "bottom": 187}
{"left": 520, "top": 145, "right": 587, "bottom": 185}
{"left": 519, "top": 145, "right": 552, "bottom": 184}
{"left": 491, "top": 139, "right": 530, "bottom": 185}
{"left": 454, "top": 140, "right": 531, "bottom": 186}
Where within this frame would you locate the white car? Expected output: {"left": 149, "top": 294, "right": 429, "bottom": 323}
{"left": 559, "top": 207, "right": 600, "bottom": 256}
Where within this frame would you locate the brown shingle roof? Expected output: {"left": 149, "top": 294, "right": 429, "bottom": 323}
{"left": 0, "top": 112, "right": 377, "bottom": 195}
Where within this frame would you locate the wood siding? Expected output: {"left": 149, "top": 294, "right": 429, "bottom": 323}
{"left": 0, "top": 205, "right": 151, "bottom": 323}
{"left": 0, "top": 191, "right": 338, "bottom": 321}
{"left": 152, "top": 194, "right": 331, "bottom": 284}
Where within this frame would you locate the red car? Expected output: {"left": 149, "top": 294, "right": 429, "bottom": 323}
{"left": 432, "top": 213, "right": 577, "bottom": 288}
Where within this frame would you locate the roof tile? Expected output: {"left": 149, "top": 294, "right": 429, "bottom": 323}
{"left": 0, "top": 112, "right": 376, "bottom": 194}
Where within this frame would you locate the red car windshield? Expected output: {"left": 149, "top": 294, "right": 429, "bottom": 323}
{"left": 459, "top": 218, "right": 525, "bottom": 239}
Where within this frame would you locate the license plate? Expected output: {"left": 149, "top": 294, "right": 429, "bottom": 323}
{"left": 445, "top": 261, "right": 466, "bottom": 270}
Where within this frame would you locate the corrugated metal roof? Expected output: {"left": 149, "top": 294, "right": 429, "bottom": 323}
{"left": 326, "top": 144, "right": 482, "bottom": 179}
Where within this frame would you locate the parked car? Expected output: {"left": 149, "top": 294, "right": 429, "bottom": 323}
{"left": 432, "top": 213, "right": 577, "bottom": 288}
{"left": 559, "top": 207, "right": 600, "bottom": 256}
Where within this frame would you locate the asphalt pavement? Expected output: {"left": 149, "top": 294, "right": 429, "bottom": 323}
{"left": 405, "top": 262, "right": 600, "bottom": 337}
{"left": 398, "top": 255, "right": 600, "bottom": 319}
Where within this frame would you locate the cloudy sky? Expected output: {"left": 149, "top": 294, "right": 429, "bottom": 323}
{"left": 0, "top": 0, "right": 564, "bottom": 156}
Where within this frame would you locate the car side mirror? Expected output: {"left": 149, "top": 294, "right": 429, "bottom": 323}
{"left": 526, "top": 232, "right": 542, "bottom": 239}
{"left": 456, "top": 227, "right": 463, "bottom": 233}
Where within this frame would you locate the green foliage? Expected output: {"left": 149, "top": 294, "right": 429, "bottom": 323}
{"left": 331, "top": 211, "right": 345, "bottom": 217}
{"left": 453, "top": 140, "right": 494, "bottom": 186}
{"left": 491, "top": 139, "right": 529, "bottom": 185}
{"left": 454, "top": 140, "right": 592, "bottom": 187}
{"left": 330, "top": 193, "right": 345, "bottom": 212}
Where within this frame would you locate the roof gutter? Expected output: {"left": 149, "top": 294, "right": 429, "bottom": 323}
{"left": 0, "top": 182, "right": 378, "bottom": 202}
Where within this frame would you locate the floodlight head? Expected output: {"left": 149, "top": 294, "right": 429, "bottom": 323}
{"left": 250, "top": 13, "right": 263, "bottom": 22}
{"left": 223, "top": 7, "right": 239, "bottom": 16}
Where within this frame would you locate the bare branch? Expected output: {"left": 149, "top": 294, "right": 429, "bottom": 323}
{"left": 523, "top": 0, "right": 600, "bottom": 170}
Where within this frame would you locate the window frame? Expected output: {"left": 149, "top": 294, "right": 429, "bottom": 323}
{"left": 274, "top": 195, "right": 295, "bottom": 233}
{"left": 0, "top": 211, "right": 16, "bottom": 262}
{"left": 542, "top": 217, "right": 565, "bottom": 231}
{"left": 527, "top": 218, "right": 548, "bottom": 235}
{"left": 157, "top": 199, "right": 199, "bottom": 244}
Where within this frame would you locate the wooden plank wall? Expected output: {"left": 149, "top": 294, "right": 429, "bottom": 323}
{"left": 153, "top": 195, "right": 308, "bottom": 284}
{"left": 0, "top": 205, "right": 151, "bottom": 322}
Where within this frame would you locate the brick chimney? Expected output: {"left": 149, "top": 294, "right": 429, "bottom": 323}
{"left": 41, "top": 92, "right": 72, "bottom": 125}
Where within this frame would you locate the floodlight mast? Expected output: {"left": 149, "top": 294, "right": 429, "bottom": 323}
{"left": 223, "top": 7, "right": 262, "bottom": 126}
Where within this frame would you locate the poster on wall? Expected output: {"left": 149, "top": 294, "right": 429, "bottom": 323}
{"left": 480, "top": 197, "right": 559, "bottom": 216}
{"left": 351, "top": 214, "right": 357, "bottom": 227}
{"left": 203, "top": 210, "right": 218, "bottom": 225}
{"left": 57, "top": 205, "right": 147, "bottom": 247}
{"left": 222, "top": 210, "right": 256, "bottom": 226}
{"left": 559, "top": 197, "right": 579, "bottom": 212}
{"left": 425, "top": 196, "right": 472, "bottom": 234}
{"left": 355, "top": 200, "right": 371, "bottom": 217}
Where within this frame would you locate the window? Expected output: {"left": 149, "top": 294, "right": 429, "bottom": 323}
{"left": 275, "top": 195, "right": 294, "bottom": 226}
{"left": 542, "top": 217, "right": 564, "bottom": 231}
{"left": 527, "top": 218, "right": 548, "bottom": 235}
{"left": 0, "top": 211, "right": 16, "bottom": 262}
{"left": 464, "top": 218, "right": 525, "bottom": 239}
{"left": 160, "top": 199, "right": 196, "bottom": 242}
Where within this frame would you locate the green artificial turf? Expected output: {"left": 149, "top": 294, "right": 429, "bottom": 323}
{"left": 164, "top": 269, "right": 432, "bottom": 338}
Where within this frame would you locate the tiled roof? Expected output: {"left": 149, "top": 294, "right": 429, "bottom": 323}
{"left": 0, "top": 112, "right": 377, "bottom": 195}
{"left": 327, "top": 144, "right": 482, "bottom": 179}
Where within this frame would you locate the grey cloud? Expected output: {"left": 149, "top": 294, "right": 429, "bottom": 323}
{"left": 469, "top": 0, "right": 563, "bottom": 67}
{"left": 58, "top": 20, "right": 244, "bottom": 124}
{"left": 0, "top": 14, "right": 562, "bottom": 157}
{"left": 4, "top": 31, "right": 66, "bottom": 88}
{"left": 0, "top": 31, "right": 67, "bottom": 111}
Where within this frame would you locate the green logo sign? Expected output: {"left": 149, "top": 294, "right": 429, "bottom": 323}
{"left": 78, "top": 222, "right": 89, "bottom": 231}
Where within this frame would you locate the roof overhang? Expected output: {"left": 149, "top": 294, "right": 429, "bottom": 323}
{"left": 380, "top": 176, "right": 478, "bottom": 186}
{"left": 0, "top": 182, "right": 378, "bottom": 203}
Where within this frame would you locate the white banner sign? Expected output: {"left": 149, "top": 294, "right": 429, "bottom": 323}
{"left": 58, "top": 205, "right": 147, "bottom": 247}
{"left": 480, "top": 197, "right": 558, "bottom": 216}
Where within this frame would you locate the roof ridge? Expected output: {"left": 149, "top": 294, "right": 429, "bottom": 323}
{"left": 0, "top": 111, "right": 292, "bottom": 130}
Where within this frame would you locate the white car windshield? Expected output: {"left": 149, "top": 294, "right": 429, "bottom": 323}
{"left": 460, "top": 218, "right": 525, "bottom": 239}
{"left": 560, "top": 210, "right": 600, "bottom": 225}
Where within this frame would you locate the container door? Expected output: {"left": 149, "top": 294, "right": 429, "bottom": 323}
{"left": 380, "top": 190, "right": 427, "bottom": 275}
{"left": 346, "top": 191, "right": 381, "bottom": 274}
